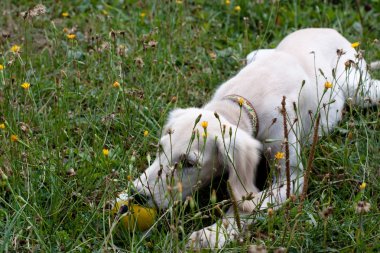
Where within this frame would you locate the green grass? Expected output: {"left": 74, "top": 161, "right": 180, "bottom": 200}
{"left": 0, "top": 0, "right": 379, "bottom": 252}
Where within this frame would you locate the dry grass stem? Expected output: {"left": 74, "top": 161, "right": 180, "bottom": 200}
{"left": 298, "top": 113, "right": 321, "bottom": 212}
{"left": 281, "top": 96, "right": 291, "bottom": 199}
{"left": 227, "top": 180, "right": 242, "bottom": 232}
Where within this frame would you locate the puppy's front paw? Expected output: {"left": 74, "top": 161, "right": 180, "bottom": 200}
{"left": 187, "top": 229, "right": 224, "bottom": 250}
{"left": 186, "top": 221, "right": 236, "bottom": 250}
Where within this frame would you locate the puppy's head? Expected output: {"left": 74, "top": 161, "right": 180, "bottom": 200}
{"left": 130, "top": 108, "right": 262, "bottom": 210}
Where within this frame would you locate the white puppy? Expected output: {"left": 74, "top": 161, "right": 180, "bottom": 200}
{"left": 117, "top": 28, "right": 379, "bottom": 248}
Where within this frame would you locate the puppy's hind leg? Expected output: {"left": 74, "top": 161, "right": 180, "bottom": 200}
{"left": 367, "top": 63, "right": 380, "bottom": 103}
{"left": 370, "top": 61, "right": 380, "bottom": 70}
{"left": 353, "top": 76, "right": 380, "bottom": 107}
{"left": 364, "top": 78, "right": 380, "bottom": 106}
{"left": 346, "top": 59, "right": 380, "bottom": 107}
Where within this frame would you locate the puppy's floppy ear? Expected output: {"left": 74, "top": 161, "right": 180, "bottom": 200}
{"left": 216, "top": 127, "right": 262, "bottom": 212}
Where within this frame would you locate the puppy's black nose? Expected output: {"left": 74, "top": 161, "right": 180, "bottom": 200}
{"left": 130, "top": 188, "right": 149, "bottom": 206}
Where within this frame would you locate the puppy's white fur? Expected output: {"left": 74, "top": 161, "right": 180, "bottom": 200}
{"left": 119, "top": 28, "right": 379, "bottom": 249}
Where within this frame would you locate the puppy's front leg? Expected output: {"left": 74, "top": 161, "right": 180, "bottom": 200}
{"left": 186, "top": 171, "right": 304, "bottom": 250}
{"left": 252, "top": 172, "right": 304, "bottom": 210}
{"left": 187, "top": 216, "right": 243, "bottom": 250}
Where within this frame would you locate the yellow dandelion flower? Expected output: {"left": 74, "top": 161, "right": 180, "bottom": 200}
{"left": 275, "top": 152, "right": 285, "bottom": 160}
{"left": 10, "top": 45, "right": 21, "bottom": 53}
{"left": 0, "top": 123, "right": 5, "bottom": 129}
{"left": 351, "top": 42, "right": 360, "bottom": 48}
{"left": 21, "top": 82, "right": 30, "bottom": 89}
{"left": 201, "top": 121, "right": 208, "bottom": 129}
{"left": 11, "top": 134, "right": 19, "bottom": 142}
{"left": 359, "top": 182, "right": 366, "bottom": 190}
{"left": 144, "top": 130, "right": 149, "bottom": 137}
{"left": 102, "top": 148, "right": 109, "bottom": 156}
{"left": 225, "top": 0, "right": 231, "bottom": 5}
{"left": 0, "top": 64, "right": 4, "bottom": 70}
{"left": 67, "top": 34, "right": 76, "bottom": 40}
{"left": 324, "top": 81, "right": 332, "bottom": 89}
{"left": 140, "top": 12, "right": 146, "bottom": 18}
{"left": 234, "top": 5, "right": 241, "bottom": 12}
{"left": 113, "top": 81, "right": 120, "bottom": 88}
{"left": 62, "top": 12, "right": 69, "bottom": 17}
{"left": 127, "top": 175, "right": 132, "bottom": 181}
{"left": 238, "top": 97, "right": 244, "bottom": 106}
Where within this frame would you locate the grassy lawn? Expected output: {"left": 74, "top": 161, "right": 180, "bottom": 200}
{"left": 0, "top": 0, "right": 379, "bottom": 252}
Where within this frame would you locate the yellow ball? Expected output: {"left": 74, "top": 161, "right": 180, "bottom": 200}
{"left": 113, "top": 200, "right": 157, "bottom": 231}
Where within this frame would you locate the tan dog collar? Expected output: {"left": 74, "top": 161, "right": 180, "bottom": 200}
{"left": 223, "top": 94, "right": 259, "bottom": 137}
